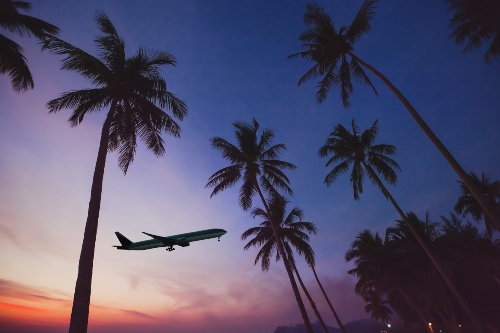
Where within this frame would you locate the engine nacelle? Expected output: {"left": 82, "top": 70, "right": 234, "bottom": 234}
{"left": 176, "top": 237, "right": 190, "bottom": 247}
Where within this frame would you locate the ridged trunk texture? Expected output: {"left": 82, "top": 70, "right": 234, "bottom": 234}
{"left": 362, "top": 161, "right": 485, "bottom": 333}
{"left": 254, "top": 184, "right": 314, "bottom": 333}
{"left": 68, "top": 111, "right": 113, "bottom": 333}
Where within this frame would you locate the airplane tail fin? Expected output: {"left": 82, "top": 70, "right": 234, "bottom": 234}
{"left": 115, "top": 232, "right": 132, "bottom": 247}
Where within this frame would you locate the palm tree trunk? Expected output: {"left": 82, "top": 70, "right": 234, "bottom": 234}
{"left": 254, "top": 184, "right": 314, "bottom": 333}
{"left": 311, "top": 266, "right": 347, "bottom": 333}
{"left": 68, "top": 110, "right": 114, "bottom": 333}
{"left": 397, "top": 288, "right": 431, "bottom": 332}
{"left": 348, "top": 51, "right": 500, "bottom": 231}
{"left": 291, "top": 262, "right": 330, "bottom": 333}
{"left": 361, "top": 161, "right": 485, "bottom": 333}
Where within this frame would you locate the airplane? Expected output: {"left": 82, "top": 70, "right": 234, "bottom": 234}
{"left": 113, "top": 228, "right": 227, "bottom": 251}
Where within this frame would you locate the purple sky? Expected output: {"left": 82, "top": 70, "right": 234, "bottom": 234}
{"left": 0, "top": 0, "right": 499, "bottom": 332}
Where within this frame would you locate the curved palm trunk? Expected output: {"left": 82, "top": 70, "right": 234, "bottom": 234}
{"left": 362, "top": 161, "right": 485, "bottom": 333}
{"left": 68, "top": 110, "right": 114, "bottom": 333}
{"left": 348, "top": 51, "right": 500, "bottom": 231}
{"left": 255, "top": 184, "right": 314, "bottom": 333}
{"left": 397, "top": 288, "right": 431, "bottom": 333}
{"left": 291, "top": 263, "right": 330, "bottom": 333}
{"left": 311, "top": 266, "right": 347, "bottom": 333}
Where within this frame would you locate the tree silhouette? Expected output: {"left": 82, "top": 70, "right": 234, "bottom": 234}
{"left": 241, "top": 194, "right": 335, "bottom": 333}
{"left": 289, "top": 0, "right": 500, "bottom": 250}
{"left": 447, "top": 0, "right": 500, "bottom": 64}
{"left": 43, "top": 12, "right": 187, "bottom": 333}
{"left": 206, "top": 119, "right": 314, "bottom": 333}
{"left": 0, "top": 0, "right": 59, "bottom": 91}
{"left": 319, "top": 119, "right": 485, "bottom": 332}
{"left": 455, "top": 171, "right": 500, "bottom": 236}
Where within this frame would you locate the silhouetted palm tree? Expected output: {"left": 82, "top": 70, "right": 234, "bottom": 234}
{"left": 0, "top": 0, "right": 59, "bottom": 91}
{"left": 447, "top": 0, "right": 500, "bottom": 63}
{"left": 289, "top": 0, "right": 499, "bottom": 236}
{"left": 364, "top": 288, "right": 392, "bottom": 324}
{"left": 42, "top": 12, "right": 187, "bottom": 333}
{"left": 319, "top": 119, "right": 485, "bottom": 332}
{"left": 205, "top": 119, "right": 314, "bottom": 333}
{"left": 455, "top": 171, "right": 500, "bottom": 236}
{"left": 241, "top": 194, "right": 330, "bottom": 333}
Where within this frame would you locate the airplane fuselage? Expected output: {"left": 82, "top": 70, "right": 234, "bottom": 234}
{"left": 114, "top": 228, "right": 227, "bottom": 251}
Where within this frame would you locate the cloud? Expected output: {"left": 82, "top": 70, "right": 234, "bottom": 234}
{"left": 0, "top": 279, "right": 70, "bottom": 305}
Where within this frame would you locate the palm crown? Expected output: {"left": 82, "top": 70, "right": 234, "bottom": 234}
{"left": 447, "top": 0, "right": 500, "bottom": 64}
{"left": 454, "top": 171, "right": 500, "bottom": 236}
{"left": 42, "top": 12, "right": 187, "bottom": 173}
{"left": 288, "top": 0, "right": 379, "bottom": 106}
{"left": 241, "top": 194, "right": 317, "bottom": 271}
{"left": 0, "top": 0, "right": 59, "bottom": 91}
{"left": 318, "top": 119, "right": 400, "bottom": 200}
{"left": 206, "top": 118, "right": 296, "bottom": 211}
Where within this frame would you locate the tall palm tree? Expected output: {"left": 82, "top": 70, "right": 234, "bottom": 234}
{"left": 0, "top": 0, "right": 59, "bottom": 91}
{"left": 447, "top": 0, "right": 500, "bottom": 64}
{"left": 242, "top": 194, "right": 348, "bottom": 333}
{"left": 319, "top": 119, "right": 485, "bottom": 333}
{"left": 288, "top": 0, "right": 500, "bottom": 233}
{"left": 42, "top": 12, "right": 187, "bottom": 333}
{"left": 241, "top": 194, "right": 329, "bottom": 333}
{"left": 455, "top": 171, "right": 500, "bottom": 236}
{"left": 205, "top": 119, "right": 315, "bottom": 333}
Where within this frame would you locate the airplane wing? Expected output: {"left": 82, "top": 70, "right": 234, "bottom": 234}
{"left": 142, "top": 232, "right": 176, "bottom": 245}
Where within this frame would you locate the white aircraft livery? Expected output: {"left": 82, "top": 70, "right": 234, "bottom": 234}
{"left": 113, "top": 228, "right": 227, "bottom": 251}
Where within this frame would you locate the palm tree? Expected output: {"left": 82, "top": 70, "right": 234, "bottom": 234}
{"left": 447, "top": 0, "right": 500, "bottom": 64}
{"left": 363, "top": 288, "right": 392, "bottom": 324}
{"left": 205, "top": 119, "right": 315, "bottom": 333}
{"left": 42, "top": 12, "right": 187, "bottom": 333}
{"left": 241, "top": 194, "right": 329, "bottom": 333}
{"left": 0, "top": 0, "right": 59, "bottom": 91}
{"left": 242, "top": 194, "right": 348, "bottom": 333}
{"left": 288, "top": 0, "right": 500, "bottom": 234}
{"left": 319, "top": 119, "right": 485, "bottom": 333}
{"left": 455, "top": 171, "right": 500, "bottom": 236}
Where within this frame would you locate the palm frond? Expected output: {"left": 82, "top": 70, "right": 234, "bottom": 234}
{"left": 324, "top": 160, "right": 350, "bottom": 186}
{"left": 93, "top": 11, "right": 125, "bottom": 72}
{"left": 206, "top": 165, "right": 242, "bottom": 197}
{"left": 47, "top": 89, "right": 110, "bottom": 118}
{"left": 350, "top": 58, "right": 378, "bottom": 96}
{"left": 0, "top": 3, "right": 59, "bottom": 39}
{"left": 41, "top": 35, "right": 110, "bottom": 86}
{"left": 0, "top": 33, "right": 33, "bottom": 91}
{"left": 210, "top": 137, "right": 246, "bottom": 164}
{"left": 345, "top": 0, "right": 380, "bottom": 44}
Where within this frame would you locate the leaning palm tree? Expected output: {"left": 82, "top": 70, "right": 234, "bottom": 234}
{"left": 288, "top": 0, "right": 499, "bottom": 234}
{"left": 241, "top": 194, "right": 329, "bottom": 333}
{"left": 0, "top": 0, "right": 59, "bottom": 91}
{"left": 42, "top": 12, "right": 187, "bottom": 333}
{"left": 205, "top": 119, "right": 314, "bottom": 333}
{"left": 455, "top": 171, "right": 500, "bottom": 236}
{"left": 319, "top": 119, "right": 485, "bottom": 333}
{"left": 242, "top": 194, "right": 348, "bottom": 333}
{"left": 447, "top": 0, "right": 500, "bottom": 64}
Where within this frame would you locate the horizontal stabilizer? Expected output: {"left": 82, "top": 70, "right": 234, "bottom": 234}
{"left": 143, "top": 232, "right": 176, "bottom": 245}
{"left": 115, "top": 232, "right": 132, "bottom": 247}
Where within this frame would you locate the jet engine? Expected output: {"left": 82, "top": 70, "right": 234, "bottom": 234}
{"left": 176, "top": 237, "right": 190, "bottom": 247}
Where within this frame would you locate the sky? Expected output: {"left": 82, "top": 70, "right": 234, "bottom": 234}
{"left": 0, "top": 0, "right": 499, "bottom": 332}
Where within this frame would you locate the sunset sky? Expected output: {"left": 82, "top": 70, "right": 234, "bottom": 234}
{"left": 0, "top": 0, "right": 499, "bottom": 332}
